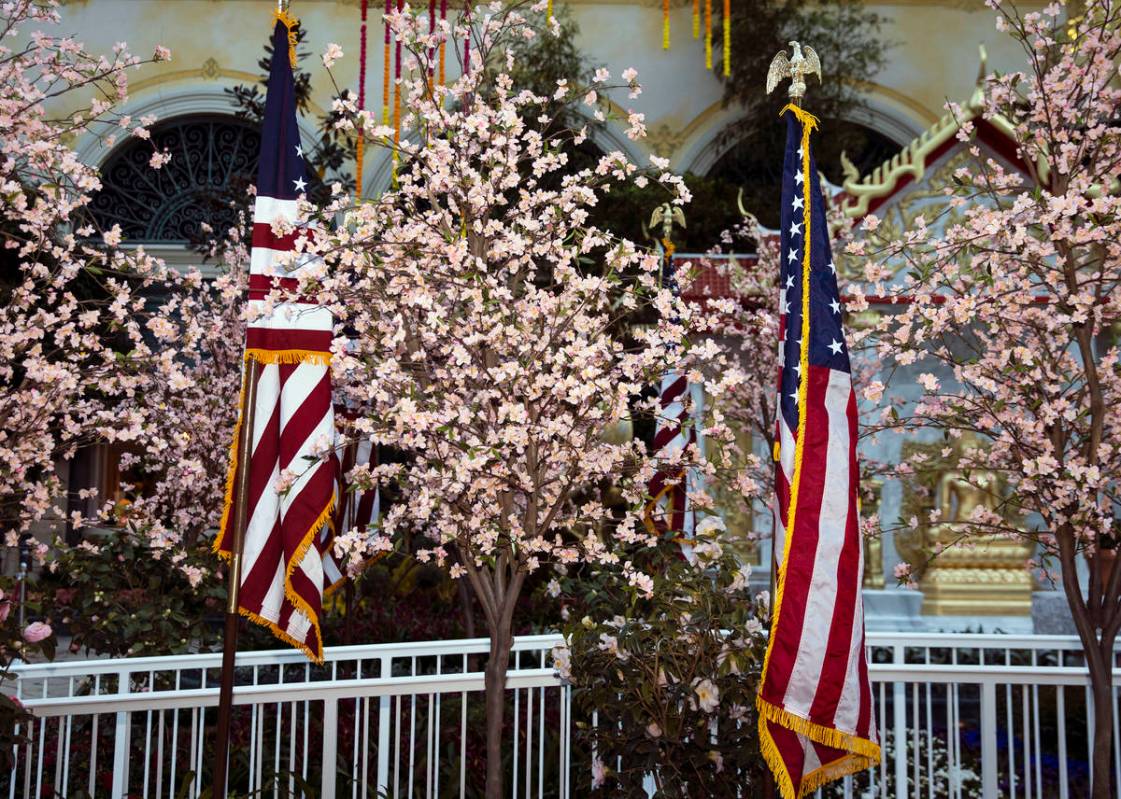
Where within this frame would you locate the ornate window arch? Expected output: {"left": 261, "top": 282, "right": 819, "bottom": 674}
{"left": 705, "top": 117, "right": 902, "bottom": 228}
{"left": 88, "top": 114, "right": 262, "bottom": 244}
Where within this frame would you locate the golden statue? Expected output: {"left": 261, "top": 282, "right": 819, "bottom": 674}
{"left": 920, "top": 433, "right": 1034, "bottom": 616}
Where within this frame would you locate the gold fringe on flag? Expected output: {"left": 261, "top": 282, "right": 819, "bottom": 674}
{"left": 244, "top": 348, "right": 333, "bottom": 366}
{"left": 273, "top": 8, "right": 299, "bottom": 68}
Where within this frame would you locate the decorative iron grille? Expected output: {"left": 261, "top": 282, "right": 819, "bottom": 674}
{"left": 88, "top": 115, "right": 261, "bottom": 244}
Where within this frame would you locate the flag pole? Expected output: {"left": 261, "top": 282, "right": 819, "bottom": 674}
{"left": 212, "top": 356, "right": 261, "bottom": 797}
{"left": 766, "top": 39, "right": 815, "bottom": 617}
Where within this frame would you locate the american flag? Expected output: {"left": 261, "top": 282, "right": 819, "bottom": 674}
{"left": 758, "top": 106, "right": 880, "bottom": 797}
{"left": 215, "top": 14, "right": 337, "bottom": 663}
{"left": 335, "top": 433, "right": 381, "bottom": 543}
{"left": 645, "top": 372, "right": 704, "bottom": 551}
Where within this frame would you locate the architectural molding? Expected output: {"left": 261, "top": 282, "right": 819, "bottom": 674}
{"left": 75, "top": 84, "right": 321, "bottom": 170}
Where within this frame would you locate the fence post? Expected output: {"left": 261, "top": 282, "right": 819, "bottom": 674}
{"left": 893, "top": 645, "right": 906, "bottom": 798}
{"left": 322, "top": 698, "right": 338, "bottom": 798}
{"left": 377, "top": 656, "right": 391, "bottom": 797}
{"left": 111, "top": 668, "right": 131, "bottom": 798}
{"left": 980, "top": 680, "right": 998, "bottom": 799}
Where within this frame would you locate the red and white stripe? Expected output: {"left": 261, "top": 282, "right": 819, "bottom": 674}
{"left": 217, "top": 197, "right": 336, "bottom": 662}
{"left": 645, "top": 372, "right": 704, "bottom": 552}
{"left": 763, "top": 355, "right": 877, "bottom": 793}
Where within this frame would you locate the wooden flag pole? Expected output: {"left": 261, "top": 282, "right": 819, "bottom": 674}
{"left": 211, "top": 356, "right": 261, "bottom": 798}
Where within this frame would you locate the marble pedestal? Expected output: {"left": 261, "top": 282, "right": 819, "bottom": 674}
{"left": 862, "top": 589, "right": 926, "bottom": 632}
{"left": 1032, "top": 590, "right": 1077, "bottom": 635}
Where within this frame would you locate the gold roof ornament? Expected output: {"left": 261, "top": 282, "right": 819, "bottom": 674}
{"left": 839, "top": 45, "right": 1027, "bottom": 219}
{"left": 766, "top": 41, "right": 821, "bottom": 104}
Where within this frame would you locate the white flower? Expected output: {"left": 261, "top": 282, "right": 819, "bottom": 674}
{"left": 728, "top": 565, "right": 752, "bottom": 591}
{"left": 322, "top": 42, "right": 344, "bottom": 69}
{"left": 592, "top": 757, "right": 607, "bottom": 789}
{"left": 693, "top": 678, "right": 720, "bottom": 713}
{"left": 692, "top": 538, "right": 723, "bottom": 563}
{"left": 552, "top": 644, "right": 572, "bottom": 681}
{"left": 546, "top": 578, "right": 561, "bottom": 597}
{"left": 695, "top": 515, "right": 726, "bottom": 537}
{"left": 598, "top": 632, "right": 628, "bottom": 662}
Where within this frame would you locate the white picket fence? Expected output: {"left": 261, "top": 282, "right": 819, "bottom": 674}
{"left": 3, "top": 632, "right": 1118, "bottom": 798}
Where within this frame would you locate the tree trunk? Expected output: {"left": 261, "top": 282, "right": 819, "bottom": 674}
{"left": 484, "top": 617, "right": 514, "bottom": 799}
{"left": 1066, "top": 544, "right": 1117, "bottom": 799}
{"left": 1089, "top": 653, "right": 1115, "bottom": 799}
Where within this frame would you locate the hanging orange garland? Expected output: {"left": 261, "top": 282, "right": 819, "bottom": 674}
{"left": 392, "top": 0, "right": 403, "bottom": 181}
{"left": 438, "top": 0, "right": 447, "bottom": 84}
{"left": 653, "top": 0, "right": 730, "bottom": 75}
{"left": 355, "top": 0, "right": 369, "bottom": 196}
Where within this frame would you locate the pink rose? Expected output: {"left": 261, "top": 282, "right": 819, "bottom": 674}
{"left": 22, "top": 622, "right": 52, "bottom": 643}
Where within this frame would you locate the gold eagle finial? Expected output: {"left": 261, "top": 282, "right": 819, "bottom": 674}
{"left": 766, "top": 41, "right": 822, "bottom": 103}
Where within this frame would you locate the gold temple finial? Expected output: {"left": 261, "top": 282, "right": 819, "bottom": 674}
{"left": 766, "top": 41, "right": 822, "bottom": 105}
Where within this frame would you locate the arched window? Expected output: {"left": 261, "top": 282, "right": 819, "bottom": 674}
{"left": 88, "top": 115, "right": 262, "bottom": 244}
{"left": 708, "top": 118, "right": 902, "bottom": 230}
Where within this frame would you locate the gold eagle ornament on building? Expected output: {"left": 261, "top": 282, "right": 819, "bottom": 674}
{"left": 766, "top": 41, "right": 821, "bottom": 102}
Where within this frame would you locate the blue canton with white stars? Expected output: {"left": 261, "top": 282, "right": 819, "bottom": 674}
{"left": 257, "top": 21, "right": 309, "bottom": 201}
{"left": 777, "top": 112, "right": 850, "bottom": 435}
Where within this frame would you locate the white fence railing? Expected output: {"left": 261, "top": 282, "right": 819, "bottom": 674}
{"left": 3, "top": 633, "right": 1118, "bottom": 798}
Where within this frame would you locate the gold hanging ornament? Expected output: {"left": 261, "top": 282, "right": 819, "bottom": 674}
{"left": 723, "top": 0, "right": 731, "bottom": 76}
{"left": 704, "top": 0, "right": 712, "bottom": 69}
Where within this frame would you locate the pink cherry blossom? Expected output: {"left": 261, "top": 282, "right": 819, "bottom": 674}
{"left": 22, "top": 622, "right": 51, "bottom": 643}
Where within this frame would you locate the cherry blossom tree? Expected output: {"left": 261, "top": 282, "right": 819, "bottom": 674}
{"left": 0, "top": 0, "right": 175, "bottom": 546}
{"left": 854, "top": 3, "right": 1121, "bottom": 794}
{"left": 296, "top": 4, "right": 743, "bottom": 795}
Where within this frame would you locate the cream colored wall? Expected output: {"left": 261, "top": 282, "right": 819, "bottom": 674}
{"left": 48, "top": 0, "right": 1043, "bottom": 185}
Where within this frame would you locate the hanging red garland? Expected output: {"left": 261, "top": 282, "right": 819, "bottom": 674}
{"left": 356, "top": 0, "right": 369, "bottom": 196}
{"left": 382, "top": 0, "right": 392, "bottom": 125}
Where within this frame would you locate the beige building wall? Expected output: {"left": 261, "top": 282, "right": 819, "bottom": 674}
{"left": 48, "top": 0, "right": 1040, "bottom": 189}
